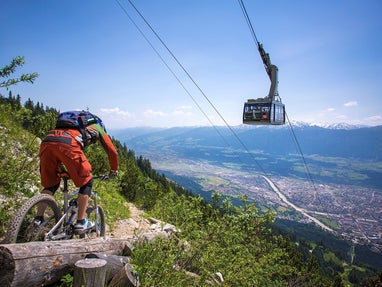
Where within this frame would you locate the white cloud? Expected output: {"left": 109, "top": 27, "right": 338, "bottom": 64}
{"left": 143, "top": 106, "right": 195, "bottom": 118}
{"left": 344, "top": 101, "right": 358, "bottom": 107}
{"left": 143, "top": 109, "right": 167, "bottom": 117}
{"left": 100, "top": 107, "right": 133, "bottom": 118}
{"left": 334, "top": 114, "right": 348, "bottom": 120}
{"left": 173, "top": 105, "right": 193, "bottom": 116}
{"left": 98, "top": 107, "right": 136, "bottom": 129}
{"left": 317, "top": 108, "right": 335, "bottom": 118}
{"left": 173, "top": 110, "right": 193, "bottom": 116}
{"left": 177, "top": 105, "right": 192, "bottom": 110}
{"left": 363, "top": 115, "right": 382, "bottom": 126}
{"left": 135, "top": 106, "right": 207, "bottom": 127}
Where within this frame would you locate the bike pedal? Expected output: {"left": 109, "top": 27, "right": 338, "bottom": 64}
{"left": 50, "top": 233, "right": 67, "bottom": 240}
{"left": 75, "top": 229, "right": 86, "bottom": 235}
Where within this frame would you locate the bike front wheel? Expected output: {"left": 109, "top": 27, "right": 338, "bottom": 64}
{"left": 4, "top": 194, "right": 62, "bottom": 243}
{"left": 85, "top": 205, "right": 105, "bottom": 238}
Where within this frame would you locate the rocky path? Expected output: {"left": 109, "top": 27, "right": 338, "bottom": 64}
{"left": 107, "top": 202, "right": 177, "bottom": 240}
{"left": 107, "top": 202, "right": 151, "bottom": 238}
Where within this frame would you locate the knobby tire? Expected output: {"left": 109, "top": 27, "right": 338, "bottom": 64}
{"left": 4, "top": 194, "right": 62, "bottom": 244}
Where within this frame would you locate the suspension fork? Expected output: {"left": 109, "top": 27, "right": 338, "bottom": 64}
{"left": 92, "top": 191, "right": 100, "bottom": 234}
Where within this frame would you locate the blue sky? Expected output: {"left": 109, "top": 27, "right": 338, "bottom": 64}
{"left": 2, "top": 0, "right": 382, "bottom": 129}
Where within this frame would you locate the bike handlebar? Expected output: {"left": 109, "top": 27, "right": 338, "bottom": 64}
{"left": 58, "top": 172, "right": 115, "bottom": 181}
{"left": 93, "top": 174, "right": 111, "bottom": 180}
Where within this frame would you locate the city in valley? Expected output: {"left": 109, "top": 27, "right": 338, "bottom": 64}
{"left": 150, "top": 157, "right": 382, "bottom": 252}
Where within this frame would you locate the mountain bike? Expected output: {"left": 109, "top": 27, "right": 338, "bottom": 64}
{"left": 3, "top": 171, "right": 108, "bottom": 244}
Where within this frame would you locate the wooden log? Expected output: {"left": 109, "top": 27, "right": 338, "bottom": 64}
{"left": 0, "top": 238, "right": 130, "bottom": 287}
{"left": 108, "top": 263, "right": 140, "bottom": 287}
{"left": 73, "top": 258, "right": 107, "bottom": 287}
{"left": 85, "top": 253, "right": 130, "bottom": 280}
{"left": 123, "top": 240, "right": 134, "bottom": 256}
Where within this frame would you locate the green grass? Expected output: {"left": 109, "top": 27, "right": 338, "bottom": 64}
{"left": 96, "top": 181, "right": 131, "bottom": 226}
{"left": 316, "top": 216, "right": 339, "bottom": 229}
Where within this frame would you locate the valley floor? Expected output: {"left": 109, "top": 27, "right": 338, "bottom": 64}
{"left": 149, "top": 157, "right": 382, "bottom": 252}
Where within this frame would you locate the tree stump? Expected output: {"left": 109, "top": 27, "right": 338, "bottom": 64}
{"left": 108, "top": 263, "right": 140, "bottom": 287}
{"left": 73, "top": 258, "right": 107, "bottom": 287}
{"left": 85, "top": 253, "right": 130, "bottom": 280}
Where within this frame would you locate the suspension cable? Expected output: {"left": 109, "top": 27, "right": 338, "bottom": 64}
{"left": 237, "top": 0, "right": 259, "bottom": 47}
{"left": 285, "top": 113, "right": 318, "bottom": 192}
{"left": 116, "top": 0, "right": 267, "bottom": 174}
{"left": 114, "top": 0, "right": 227, "bottom": 140}
{"left": 116, "top": 0, "right": 319, "bottom": 191}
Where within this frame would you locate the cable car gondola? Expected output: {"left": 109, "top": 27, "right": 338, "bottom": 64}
{"left": 243, "top": 96, "right": 285, "bottom": 125}
{"left": 242, "top": 41, "right": 285, "bottom": 125}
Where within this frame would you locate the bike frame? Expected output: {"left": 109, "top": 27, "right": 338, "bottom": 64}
{"left": 44, "top": 176, "right": 101, "bottom": 241}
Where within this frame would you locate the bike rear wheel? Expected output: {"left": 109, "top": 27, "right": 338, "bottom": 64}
{"left": 4, "top": 194, "right": 62, "bottom": 243}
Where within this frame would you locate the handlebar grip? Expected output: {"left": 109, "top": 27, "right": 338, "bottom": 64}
{"left": 92, "top": 174, "right": 110, "bottom": 180}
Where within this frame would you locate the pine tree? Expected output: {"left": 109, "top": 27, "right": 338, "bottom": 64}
{"left": 0, "top": 56, "right": 38, "bottom": 89}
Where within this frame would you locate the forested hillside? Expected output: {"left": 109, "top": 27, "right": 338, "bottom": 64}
{"left": 1, "top": 93, "right": 381, "bottom": 286}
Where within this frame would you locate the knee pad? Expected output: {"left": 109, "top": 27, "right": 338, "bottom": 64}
{"left": 45, "top": 183, "right": 60, "bottom": 195}
{"left": 79, "top": 178, "right": 93, "bottom": 196}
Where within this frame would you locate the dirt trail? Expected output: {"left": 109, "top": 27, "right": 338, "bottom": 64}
{"left": 107, "top": 202, "right": 154, "bottom": 238}
{"left": 108, "top": 202, "right": 178, "bottom": 243}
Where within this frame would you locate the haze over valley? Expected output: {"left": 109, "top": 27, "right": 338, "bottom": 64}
{"left": 112, "top": 124, "right": 382, "bottom": 255}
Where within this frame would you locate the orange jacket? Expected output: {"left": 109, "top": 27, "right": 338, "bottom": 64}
{"left": 60, "top": 124, "right": 118, "bottom": 172}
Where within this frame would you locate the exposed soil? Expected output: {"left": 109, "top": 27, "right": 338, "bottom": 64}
{"left": 107, "top": 202, "right": 154, "bottom": 239}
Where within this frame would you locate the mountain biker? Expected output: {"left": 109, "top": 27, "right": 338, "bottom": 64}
{"left": 35, "top": 111, "right": 118, "bottom": 230}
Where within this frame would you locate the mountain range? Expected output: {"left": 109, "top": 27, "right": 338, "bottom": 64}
{"left": 112, "top": 122, "right": 382, "bottom": 157}
{"left": 111, "top": 123, "right": 382, "bottom": 189}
